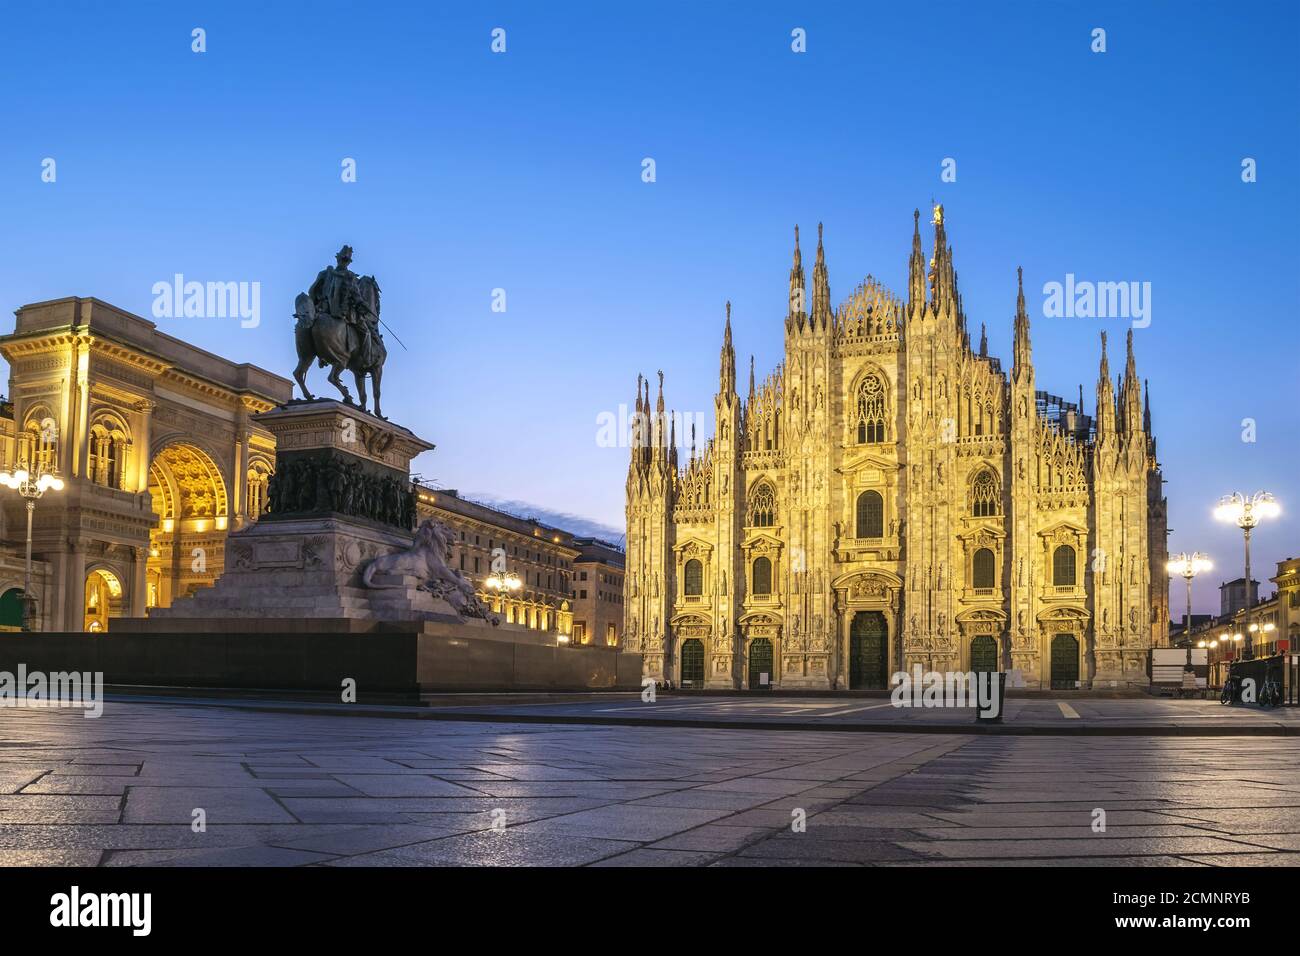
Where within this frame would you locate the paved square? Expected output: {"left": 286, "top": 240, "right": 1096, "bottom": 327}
{"left": 1, "top": 699, "right": 1298, "bottom": 866}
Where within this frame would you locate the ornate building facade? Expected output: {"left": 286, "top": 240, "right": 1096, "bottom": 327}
{"left": 0, "top": 297, "right": 289, "bottom": 631}
{"left": 624, "top": 208, "right": 1169, "bottom": 690}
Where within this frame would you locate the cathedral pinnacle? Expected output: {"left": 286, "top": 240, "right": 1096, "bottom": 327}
{"left": 811, "top": 222, "right": 830, "bottom": 327}
{"left": 788, "top": 224, "right": 806, "bottom": 326}
{"left": 1013, "top": 266, "right": 1032, "bottom": 380}
{"left": 908, "top": 208, "right": 926, "bottom": 310}
{"left": 719, "top": 302, "right": 736, "bottom": 395}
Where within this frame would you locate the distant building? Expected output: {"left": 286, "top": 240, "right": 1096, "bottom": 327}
{"left": 1219, "top": 577, "right": 1259, "bottom": 618}
{"left": 415, "top": 486, "right": 579, "bottom": 635}
{"left": 1186, "top": 557, "right": 1299, "bottom": 687}
{"left": 1272, "top": 557, "right": 1300, "bottom": 651}
{"left": 1170, "top": 613, "right": 1214, "bottom": 646}
{"left": 570, "top": 537, "right": 625, "bottom": 646}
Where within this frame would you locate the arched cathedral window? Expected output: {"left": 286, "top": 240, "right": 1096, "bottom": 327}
{"left": 1053, "top": 546, "right": 1077, "bottom": 587}
{"left": 747, "top": 483, "right": 776, "bottom": 527}
{"left": 855, "top": 490, "right": 883, "bottom": 538}
{"left": 972, "top": 548, "right": 995, "bottom": 589}
{"left": 752, "top": 556, "right": 772, "bottom": 596}
{"left": 971, "top": 471, "right": 999, "bottom": 517}
{"left": 683, "top": 558, "right": 703, "bottom": 596}
{"left": 855, "top": 374, "right": 887, "bottom": 444}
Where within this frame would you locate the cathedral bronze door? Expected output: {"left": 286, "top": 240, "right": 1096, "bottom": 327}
{"left": 970, "top": 635, "right": 998, "bottom": 674}
{"left": 747, "top": 638, "right": 773, "bottom": 691}
{"left": 849, "top": 611, "right": 888, "bottom": 690}
{"left": 680, "top": 639, "right": 704, "bottom": 687}
{"left": 1051, "top": 634, "right": 1080, "bottom": 689}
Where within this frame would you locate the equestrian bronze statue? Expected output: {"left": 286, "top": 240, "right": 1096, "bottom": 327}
{"left": 293, "top": 245, "right": 388, "bottom": 417}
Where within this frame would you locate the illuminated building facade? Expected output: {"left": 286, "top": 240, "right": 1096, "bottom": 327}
{"left": 625, "top": 209, "right": 1169, "bottom": 690}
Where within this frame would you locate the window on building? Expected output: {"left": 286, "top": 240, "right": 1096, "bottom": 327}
{"left": 1052, "top": 545, "right": 1076, "bottom": 586}
{"left": 752, "top": 556, "right": 772, "bottom": 596}
{"left": 684, "top": 559, "right": 703, "bottom": 596}
{"left": 606, "top": 623, "right": 617, "bottom": 645}
{"left": 972, "top": 548, "right": 995, "bottom": 589}
{"left": 854, "top": 373, "right": 887, "bottom": 444}
{"left": 972, "top": 471, "right": 999, "bottom": 517}
{"left": 747, "top": 483, "right": 776, "bottom": 527}
{"left": 573, "top": 622, "right": 586, "bottom": 644}
{"left": 855, "top": 490, "right": 884, "bottom": 538}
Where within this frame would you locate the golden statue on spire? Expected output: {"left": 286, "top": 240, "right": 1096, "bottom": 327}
{"left": 931, "top": 203, "right": 944, "bottom": 226}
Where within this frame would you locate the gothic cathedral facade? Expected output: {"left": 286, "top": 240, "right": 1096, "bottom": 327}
{"left": 624, "top": 208, "right": 1169, "bottom": 691}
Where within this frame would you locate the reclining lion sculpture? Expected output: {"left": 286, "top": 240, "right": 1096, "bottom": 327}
{"left": 361, "top": 518, "right": 497, "bottom": 624}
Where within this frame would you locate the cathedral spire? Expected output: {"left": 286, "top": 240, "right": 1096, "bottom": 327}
{"left": 929, "top": 203, "right": 952, "bottom": 310}
{"left": 1096, "top": 332, "right": 1115, "bottom": 439}
{"left": 748, "top": 355, "right": 755, "bottom": 401}
{"left": 719, "top": 301, "right": 736, "bottom": 395}
{"left": 908, "top": 208, "right": 926, "bottom": 310}
{"left": 787, "top": 224, "right": 806, "bottom": 330}
{"left": 1121, "top": 329, "right": 1143, "bottom": 434}
{"left": 653, "top": 370, "right": 665, "bottom": 450}
{"left": 811, "top": 222, "right": 830, "bottom": 329}
{"left": 979, "top": 322, "right": 988, "bottom": 357}
{"left": 1013, "top": 267, "right": 1032, "bottom": 381}
{"left": 1143, "top": 378, "right": 1151, "bottom": 433}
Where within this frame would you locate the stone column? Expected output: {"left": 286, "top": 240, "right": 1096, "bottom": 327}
{"left": 833, "top": 593, "right": 848, "bottom": 689}
{"left": 63, "top": 540, "right": 86, "bottom": 633}
{"left": 73, "top": 337, "right": 92, "bottom": 479}
{"left": 130, "top": 546, "right": 148, "bottom": 617}
{"left": 233, "top": 403, "right": 250, "bottom": 528}
{"left": 134, "top": 399, "right": 156, "bottom": 494}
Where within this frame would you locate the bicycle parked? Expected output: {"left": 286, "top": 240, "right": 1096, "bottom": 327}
{"left": 1259, "top": 675, "right": 1283, "bottom": 708}
{"left": 1220, "top": 675, "right": 1239, "bottom": 705}
{"left": 1221, "top": 672, "right": 1284, "bottom": 707}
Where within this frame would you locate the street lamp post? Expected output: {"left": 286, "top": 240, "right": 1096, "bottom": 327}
{"left": 483, "top": 567, "right": 522, "bottom": 627}
{"left": 1167, "top": 552, "right": 1211, "bottom": 668}
{"left": 0, "top": 467, "right": 65, "bottom": 631}
{"left": 1215, "top": 492, "right": 1280, "bottom": 660}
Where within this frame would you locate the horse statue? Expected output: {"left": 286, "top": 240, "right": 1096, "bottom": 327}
{"left": 292, "top": 247, "right": 388, "bottom": 418}
{"left": 361, "top": 519, "right": 498, "bottom": 623}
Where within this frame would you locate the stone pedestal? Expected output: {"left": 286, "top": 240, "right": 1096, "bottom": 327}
{"left": 148, "top": 399, "right": 454, "bottom": 627}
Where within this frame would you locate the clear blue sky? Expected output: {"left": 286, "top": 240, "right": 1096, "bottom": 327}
{"left": 1, "top": 1, "right": 1296, "bottom": 616}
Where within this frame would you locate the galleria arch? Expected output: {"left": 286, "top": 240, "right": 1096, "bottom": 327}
{"left": 0, "top": 297, "right": 290, "bottom": 631}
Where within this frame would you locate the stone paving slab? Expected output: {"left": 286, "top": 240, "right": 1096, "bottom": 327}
{"left": 97, "top": 691, "right": 1300, "bottom": 735}
{"left": 0, "top": 700, "right": 1298, "bottom": 866}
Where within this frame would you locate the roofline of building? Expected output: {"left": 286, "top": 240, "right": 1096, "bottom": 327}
{"left": 416, "top": 485, "right": 582, "bottom": 554}
{"left": 6, "top": 296, "right": 293, "bottom": 405}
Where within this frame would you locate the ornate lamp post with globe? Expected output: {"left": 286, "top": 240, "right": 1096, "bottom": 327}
{"left": 0, "top": 466, "right": 65, "bottom": 631}
{"left": 1215, "top": 492, "right": 1280, "bottom": 660}
{"left": 484, "top": 563, "right": 523, "bottom": 627}
{"left": 1167, "top": 552, "right": 1211, "bottom": 667}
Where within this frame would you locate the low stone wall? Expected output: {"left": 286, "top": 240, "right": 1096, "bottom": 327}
{"left": 0, "top": 630, "right": 644, "bottom": 700}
